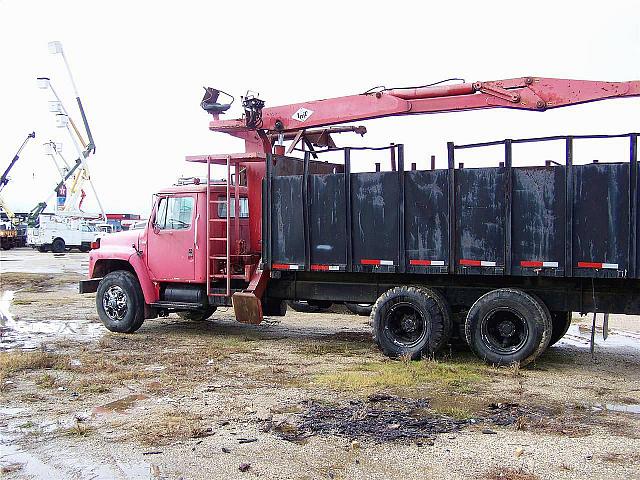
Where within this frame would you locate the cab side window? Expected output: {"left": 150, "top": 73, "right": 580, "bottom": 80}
{"left": 156, "top": 197, "right": 194, "bottom": 230}
{"left": 218, "top": 197, "right": 249, "bottom": 218}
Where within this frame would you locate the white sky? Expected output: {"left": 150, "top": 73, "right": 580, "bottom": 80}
{"left": 0, "top": 0, "right": 638, "bottom": 217}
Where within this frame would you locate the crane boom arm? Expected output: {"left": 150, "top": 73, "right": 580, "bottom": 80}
{"left": 1, "top": 132, "right": 35, "bottom": 191}
{"left": 209, "top": 77, "right": 640, "bottom": 135}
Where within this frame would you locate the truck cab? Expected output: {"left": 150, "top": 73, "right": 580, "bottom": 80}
{"left": 82, "top": 176, "right": 261, "bottom": 330}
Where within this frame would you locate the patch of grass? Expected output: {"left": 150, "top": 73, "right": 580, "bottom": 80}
{"left": 35, "top": 373, "right": 58, "bottom": 388}
{"left": 600, "top": 452, "right": 640, "bottom": 464}
{"left": 66, "top": 421, "right": 93, "bottom": 437}
{"left": 76, "top": 377, "right": 111, "bottom": 394}
{"left": 483, "top": 466, "right": 539, "bottom": 480}
{"left": 0, "top": 272, "right": 82, "bottom": 291}
{"left": 133, "top": 410, "right": 212, "bottom": 446}
{"left": 315, "top": 358, "right": 488, "bottom": 392}
{"left": 296, "top": 340, "right": 372, "bottom": 357}
{"left": 431, "top": 405, "right": 474, "bottom": 420}
{"left": 11, "top": 299, "right": 35, "bottom": 305}
{"left": 0, "top": 351, "right": 65, "bottom": 380}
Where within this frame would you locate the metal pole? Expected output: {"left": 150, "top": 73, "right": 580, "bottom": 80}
{"left": 206, "top": 157, "right": 211, "bottom": 297}
{"left": 57, "top": 44, "right": 95, "bottom": 150}
{"left": 64, "top": 122, "right": 106, "bottom": 221}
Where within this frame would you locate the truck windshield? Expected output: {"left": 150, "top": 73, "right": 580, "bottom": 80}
{"left": 156, "top": 196, "right": 194, "bottom": 230}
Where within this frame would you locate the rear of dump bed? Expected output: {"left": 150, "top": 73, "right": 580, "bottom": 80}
{"left": 263, "top": 133, "right": 640, "bottom": 312}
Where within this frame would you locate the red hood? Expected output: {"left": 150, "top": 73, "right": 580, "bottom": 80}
{"left": 101, "top": 228, "right": 141, "bottom": 247}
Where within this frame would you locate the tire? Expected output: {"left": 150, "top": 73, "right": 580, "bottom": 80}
{"left": 79, "top": 244, "right": 91, "bottom": 253}
{"left": 38, "top": 245, "right": 48, "bottom": 253}
{"left": 371, "top": 286, "right": 451, "bottom": 360}
{"left": 96, "top": 270, "right": 145, "bottom": 333}
{"left": 51, "top": 238, "right": 65, "bottom": 253}
{"left": 287, "top": 300, "right": 332, "bottom": 313}
{"left": 345, "top": 303, "right": 373, "bottom": 316}
{"left": 177, "top": 307, "right": 216, "bottom": 321}
{"left": 263, "top": 298, "right": 288, "bottom": 316}
{"left": 548, "top": 311, "right": 572, "bottom": 346}
{"left": 465, "top": 288, "right": 552, "bottom": 366}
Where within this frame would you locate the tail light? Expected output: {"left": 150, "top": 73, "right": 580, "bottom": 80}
{"left": 91, "top": 239, "right": 100, "bottom": 249}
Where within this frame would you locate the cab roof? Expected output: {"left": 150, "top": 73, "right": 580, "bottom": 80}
{"left": 156, "top": 183, "right": 248, "bottom": 195}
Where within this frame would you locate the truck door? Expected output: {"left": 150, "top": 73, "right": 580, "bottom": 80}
{"left": 147, "top": 195, "right": 196, "bottom": 281}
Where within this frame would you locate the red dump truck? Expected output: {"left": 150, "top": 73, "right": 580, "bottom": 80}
{"left": 80, "top": 76, "right": 640, "bottom": 365}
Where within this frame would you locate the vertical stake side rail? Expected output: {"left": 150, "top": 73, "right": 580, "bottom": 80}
{"left": 344, "top": 148, "right": 352, "bottom": 272}
{"left": 397, "top": 144, "right": 406, "bottom": 273}
{"left": 630, "top": 134, "right": 638, "bottom": 278}
{"left": 565, "top": 137, "right": 574, "bottom": 278}
{"left": 447, "top": 142, "right": 456, "bottom": 274}
{"left": 265, "top": 154, "right": 273, "bottom": 268}
{"left": 226, "top": 155, "right": 231, "bottom": 297}
{"left": 504, "top": 139, "right": 513, "bottom": 275}
{"left": 206, "top": 156, "right": 211, "bottom": 297}
{"left": 234, "top": 162, "right": 240, "bottom": 261}
{"left": 302, "top": 151, "right": 311, "bottom": 271}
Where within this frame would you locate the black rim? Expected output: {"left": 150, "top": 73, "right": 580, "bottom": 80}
{"left": 384, "top": 301, "right": 428, "bottom": 348}
{"left": 480, "top": 308, "right": 529, "bottom": 355}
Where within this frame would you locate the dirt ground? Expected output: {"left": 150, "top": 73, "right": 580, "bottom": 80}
{"left": 1, "top": 248, "right": 640, "bottom": 480}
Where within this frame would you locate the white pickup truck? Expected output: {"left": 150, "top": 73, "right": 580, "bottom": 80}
{"left": 27, "top": 215, "right": 112, "bottom": 253}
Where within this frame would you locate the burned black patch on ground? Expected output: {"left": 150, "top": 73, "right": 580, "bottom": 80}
{"left": 266, "top": 394, "right": 588, "bottom": 444}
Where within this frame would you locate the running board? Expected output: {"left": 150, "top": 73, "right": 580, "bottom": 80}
{"left": 150, "top": 301, "right": 203, "bottom": 311}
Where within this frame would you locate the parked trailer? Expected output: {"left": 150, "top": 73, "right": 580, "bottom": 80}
{"left": 80, "top": 76, "right": 640, "bottom": 365}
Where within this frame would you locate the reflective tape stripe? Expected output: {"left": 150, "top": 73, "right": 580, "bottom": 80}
{"left": 577, "top": 262, "right": 619, "bottom": 269}
{"left": 410, "top": 260, "right": 446, "bottom": 266}
{"left": 459, "top": 259, "right": 496, "bottom": 267}
{"left": 360, "top": 259, "right": 395, "bottom": 266}
{"left": 520, "top": 261, "right": 559, "bottom": 268}
{"left": 271, "top": 263, "right": 303, "bottom": 270}
{"left": 310, "top": 264, "right": 344, "bottom": 271}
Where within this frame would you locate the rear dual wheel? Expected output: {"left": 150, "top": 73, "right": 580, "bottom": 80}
{"left": 178, "top": 307, "right": 216, "bottom": 321}
{"left": 288, "top": 300, "right": 332, "bottom": 313}
{"left": 345, "top": 302, "right": 373, "bottom": 316}
{"left": 371, "top": 286, "right": 451, "bottom": 360}
{"left": 465, "top": 288, "right": 552, "bottom": 366}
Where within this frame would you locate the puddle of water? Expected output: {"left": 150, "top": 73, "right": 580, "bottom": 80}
{"left": 593, "top": 403, "right": 640, "bottom": 415}
{"left": 92, "top": 394, "right": 150, "bottom": 415}
{"left": 0, "top": 288, "right": 104, "bottom": 351}
{"left": 557, "top": 324, "right": 640, "bottom": 352}
{"left": 0, "top": 407, "right": 30, "bottom": 417}
{"left": 0, "top": 440, "right": 152, "bottom": 479}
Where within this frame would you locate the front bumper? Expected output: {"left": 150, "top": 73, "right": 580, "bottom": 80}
{"left": 79, "top": 278, "right": 102, "bottom": 294}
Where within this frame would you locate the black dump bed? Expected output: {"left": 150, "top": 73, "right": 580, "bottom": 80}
{"left": 264, "top": 133, "right": 639, "bottom": 281}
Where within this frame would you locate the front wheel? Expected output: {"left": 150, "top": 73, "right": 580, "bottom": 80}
{"left": 51, "top": 238, "right": 65, "bottom": 253}
{"left": 465, "top": 288, "right": 552, "bottom": 366}
{"left": 96, "top": 271, "right": 145, "bottom": 333}
{"left": 177, "top": 307, "right": 216, "bottom": 321}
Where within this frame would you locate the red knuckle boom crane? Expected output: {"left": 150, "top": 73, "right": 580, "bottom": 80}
{"left": 208, "top": 77, "right": 640, "bottom": 144}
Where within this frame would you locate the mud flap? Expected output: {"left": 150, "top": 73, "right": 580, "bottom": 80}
{"left": 232, "top": 292, "right": 263, "bottom": 325}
